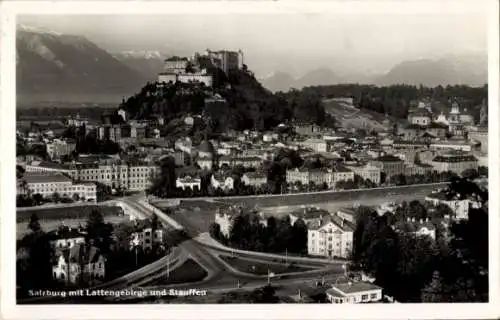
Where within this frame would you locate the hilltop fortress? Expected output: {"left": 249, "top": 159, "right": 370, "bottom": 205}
{"left": 158, "top": 49, "right": 244, "bottom": 87}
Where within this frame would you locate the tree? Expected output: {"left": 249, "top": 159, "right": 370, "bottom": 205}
{"left": 461, "top": 168, "right": 479, "bottom": 180}
{"left": 51, "top": 192, "right": 61, "bottom": 203}
{"left": 477, "top": 166, "right": 488, "bottom": 177}
{"left": 72, "top": 193, "right": 80, "bottom": 202}
{"left": 28, "top": 213, "right": 41, "bottom": 233}
{"left": 209, "top": 222, "right": 223, "bottom": 241}
{"left": 291, "top": 218, "right": 308, "bottom": 254}
{"left": 32, "top": 193, "right": 43, "bottom": 205}
{"left": 86, "top": 209, "right": 113, "bottom": 253}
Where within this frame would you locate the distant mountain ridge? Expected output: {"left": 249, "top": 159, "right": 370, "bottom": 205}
{"left": 113, "top": 51, "right": 167, "bottom": 82}
{"left": 261, "top": 55, "right": 487, "bottom": 92}
{"left": 16, "top": 25, "right": 149, "bottom": 99}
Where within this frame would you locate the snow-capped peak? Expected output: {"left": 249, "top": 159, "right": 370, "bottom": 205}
{"left": 17, "top": 24, "right": 62, "bottom": 36}
{"left": 116, "top": 50, "right": 165, "bottom": 59}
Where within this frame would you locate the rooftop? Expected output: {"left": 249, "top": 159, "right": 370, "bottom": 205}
{"left": 330, "top": 281, "right": 382, "bottom": 295}
{"left": 373, "top": 155, "right": 404, "bottom": 162}
{"left": 23, "top": 173, "right": 71, "bottom": 184}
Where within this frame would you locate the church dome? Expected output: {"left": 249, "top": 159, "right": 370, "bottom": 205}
{"left": 198, "top": 140, "right": 215, "bottom": 155}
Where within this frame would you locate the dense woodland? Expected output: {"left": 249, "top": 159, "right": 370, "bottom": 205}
{"left": 351, "top": 178, "right": 488, "bottom": 302}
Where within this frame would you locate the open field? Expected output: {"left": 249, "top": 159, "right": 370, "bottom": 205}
{"left": 219, "top": 255, "right": 314, "bottom": 275}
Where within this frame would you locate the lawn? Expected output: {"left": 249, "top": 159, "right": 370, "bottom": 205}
{"left": 17, "top": 205, "right": 124, "bottom": 223}
{"left": 145, "top": 259, "right": 208, "bottom": 286}
{"left": 220, "top": 255, "right": 313, "bottom": 275}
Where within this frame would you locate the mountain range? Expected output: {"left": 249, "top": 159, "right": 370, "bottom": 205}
{"left": 261, "top": 54, "right": 487, "bottom": 92}
{"left": 16, "top": 25, "right": 488, "bottom": 103}
{"left": 16, "top": 25, "right": 149, "bottom": 102}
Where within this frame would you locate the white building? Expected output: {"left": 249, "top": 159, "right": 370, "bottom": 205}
{"left": 176, "top": 176, "right": 201, "bottom": 190}
{"left": 20, "top": 173, "right": 97, "bottom": 202}
{"left": 299, "top": 138, "right": 328, "bottom": 153}
{"left": 211, "top": 174, "right": 235, "bottom": 191}
{"left": 425, "top": 192, "right": 471, "bottom": 220}
{"left": 47, "top": 227, "right": 86, "bottom": 252}
{"left": 344, "top": 164, "right": 381, "bottom": 185}
{"left": 307, "top": 215, "right": 354, "bottom": 259}
{"left": 52, "top": 244, "right": 106, "bottom": 284}
{"left": 326, "top": 282, "right": 383, "bottom": 304}
{"left": 130, "top": 220, "right": 165, "bottom": 251}
{"left": 46, "top": 139, "right": 77, "bottom": 160}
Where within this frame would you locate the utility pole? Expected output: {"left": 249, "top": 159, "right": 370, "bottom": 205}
{"left": 285, "top": 248, "right": 288, "bottom": 265}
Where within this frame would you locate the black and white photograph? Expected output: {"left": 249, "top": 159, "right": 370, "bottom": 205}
{"left": 1, "top": 0, "right": 499, "bottom": 319}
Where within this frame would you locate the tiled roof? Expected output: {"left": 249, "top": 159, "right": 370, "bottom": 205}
{"left": 23, "top": 173, "right": 71, "bottom": 184}
{"left": 432, "top": 155, "right": 477, "bottom": 162}
{"left": 291, "top": 207, "right": 329, "bottom": 220}
{"left": 47, "top": 227, "right": 86, "bottom": 241}
{"left": 373, "top": 155, "right": 403, "bottom": 162}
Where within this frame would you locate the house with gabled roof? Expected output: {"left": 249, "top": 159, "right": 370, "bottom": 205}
{"left": 52, "top": 243, "right": 106, "bottom": 285}
{"left": 307, "top": 213, "right": 355, "bottom": 259}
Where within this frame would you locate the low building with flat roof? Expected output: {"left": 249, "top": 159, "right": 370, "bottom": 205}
{"left": 326, "top": 281, "right": 383, "bottom": 304}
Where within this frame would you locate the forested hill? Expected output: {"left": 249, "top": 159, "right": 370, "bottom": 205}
{"left": 294, "top": 84, "right": 488, "bottom": 121}
{"left": 118, "top": 69, "right": 331, "bottom": 133}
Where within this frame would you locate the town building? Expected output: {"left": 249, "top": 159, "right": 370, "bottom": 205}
{"left": 211, "top": 173, "right": 235, "bottom": 191}
{"left": 219, "top": 156, "right": 262, "bottom": 169}
{"left": 196, "top": 140, "right": 216, "bottom": 170}
{"left": 294, "top": 122, "right": 323, "bottom": 136}
{"left": 307, "top": 214, "right": 354, "bottom": 259}
{"left": 52, "top": 244, "right": 106, "bottom": 284}
{"left": 425, "top": 191, "right": 472, "bottom": 220}
{"left": 203, "top": 49, "right": 244, "bottom": 74}
{"left": 344, "top": 163, "right": 381, "bottom": 185}
{"left": 407, "top": 108, "right": 432, "bottom": 126}
{"left": 130, "top": 219, "right": 165, "bottom": 251}
{"left": 25, "top": 161, "right": 160, "bottom": 192}
{"left": 404, "top": 163, "right": 434, "bottom": 176}
{"left": 47, "top": 226, "right": 86, "bottom": 252}
{"left": 289, "top": 207, "right": 331, "bottom": 226}
{"left": 326, "top": 282, "right": 383, "bottom": 304}
{"left": 20, "top": 173, "right": 97, "bottom": 202}
{"left": 393, "top": 218, "right": 436, "bottom": 240}
{"left": 286, "top": 167, "right": 354, "bottom": 189}
{"left": 241, "top": 172, "right": 268, "bottom": 187}
{"left": 468, "top": 127, "right": 488, "bottom": 154}
{"left": 335, "top": 207, "right": 358, "bottom": 224}
{"left": 46, "top": 139, "right": 76, "bottom": 160}
{"left": 214, "top": 205, "right": 265, "bottom": 238}
{"left": 430, "top": 140, "right": 472, "bottom": 152}
{"left": 430, "top": 153, "right": 478, "bottom": 174}
{"left": 370, "top": 155, "right": 405, "bottom": 181}
{"left": 176, "top": 175, "right": 201, "bottom": 191}
{"left": 299, "top": 138, "right": 329, "bottom": 153}
{"left": 97, "top": 125, "right": 123, "bottom": 142}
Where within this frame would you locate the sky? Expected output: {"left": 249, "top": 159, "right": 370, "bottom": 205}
{"left": 18, "top": 9, "right": 488, "bottom": 78}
